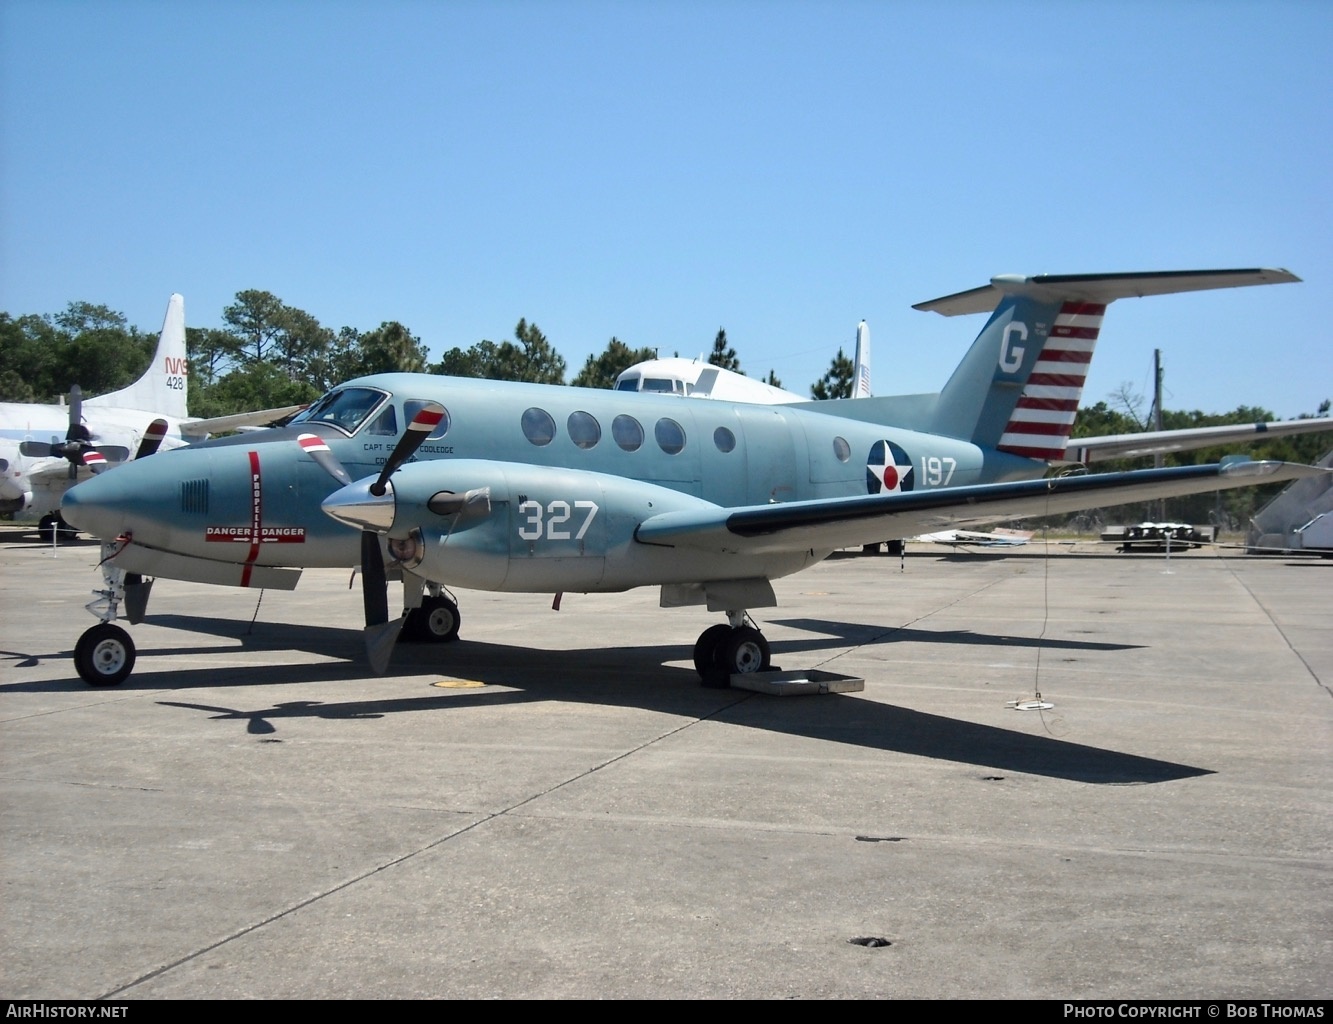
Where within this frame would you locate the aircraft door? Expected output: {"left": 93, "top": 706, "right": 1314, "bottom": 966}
{"left": 696, "top": 407, "right": 748, "bottom": 508}
{"left": 733, "top": 407, "right": 800, "bottom": 504}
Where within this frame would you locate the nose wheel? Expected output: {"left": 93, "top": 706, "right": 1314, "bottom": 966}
{"left": 74, "top": 623, "right": 136, "bottom": 687}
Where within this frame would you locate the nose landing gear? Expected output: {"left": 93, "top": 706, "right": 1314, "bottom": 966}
{"left": 74, "top": 540, "right": 137, "bottom": 686}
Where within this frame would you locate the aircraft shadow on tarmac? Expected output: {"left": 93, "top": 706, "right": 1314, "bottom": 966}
{"left": 4, "top": 614, "right": 1203, "bottom": 785}
{"left": 767, "top": 617, "right": 1142, "bottom": 653}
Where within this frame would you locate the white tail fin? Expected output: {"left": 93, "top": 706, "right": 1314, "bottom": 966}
{"left": 853, "top": 320, "right": 871, "bottom": 398}
{"left": 85, "top": 294, "right": 188, "bottom": 421}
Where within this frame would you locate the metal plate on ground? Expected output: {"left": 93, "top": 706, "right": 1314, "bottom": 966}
{"left": 729, "top": 669, "right": 865, "bottom": 695}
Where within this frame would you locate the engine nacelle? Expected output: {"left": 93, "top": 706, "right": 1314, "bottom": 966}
{"left": 372, "top": 459, "right": 776, "bottom": 593}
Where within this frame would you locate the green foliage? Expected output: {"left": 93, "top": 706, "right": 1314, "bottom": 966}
{"left": 0, "top": 305, "right": 154, "bottom": 402}
{"left": 334, "top": 322, "right": 431, "bottom": 379}
{"left": 572, "top": 337, "right": 658, "bottom": 389}
{"left": 190, "top": 360, "right": 323, "bottom": 419}
{"left": 810, "top": 347, "right": 855, "bottom": 400}
{"left": 437, "top": 319, "right": 566, "bottom": 384}
{"left": 708, "top": 329, "right": 741, "bottom": 373}
{"left": 764, "top": 370, "right": 783, "bottom": 389}
{"left": 222, "top": 290, "right": 287, "bottom": 364}
{"left": 438, "top": 339, "right": 501, "bottom": 379}
{"left": 186, "top": 327, "right": 241, "bottom": 388}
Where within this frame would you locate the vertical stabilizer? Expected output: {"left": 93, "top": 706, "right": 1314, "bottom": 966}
{"left": 912, "top": 269, "right": 1299, "bottom": 459}
{"left": 85, "top": 294, "right": 189, "bottom": 421}
{"left": 853, "top": 320, "right": 872, "bottom": 398}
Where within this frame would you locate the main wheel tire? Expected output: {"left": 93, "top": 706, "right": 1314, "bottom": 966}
{"left": 410, "top": 595, "right": 461, "bottom": 643}
{"left": 693, "top": 624, "right": 734, "bottom": 676}
{"left": 74, "top": 623, "right": 136, "bottom": 687}
{"left": 720, "top": 627, "right": 770, "bottom": 676}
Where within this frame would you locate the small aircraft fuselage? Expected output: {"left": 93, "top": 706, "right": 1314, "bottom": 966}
{"left": 63, "top": 373, "right": 1009, "bottom": 593}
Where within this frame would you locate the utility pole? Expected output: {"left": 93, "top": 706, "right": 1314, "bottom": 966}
{"left": 1152, "top": 349, "right": 1165, "bottom": 520}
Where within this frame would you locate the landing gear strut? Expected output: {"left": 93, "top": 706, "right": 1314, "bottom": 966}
{"left": 692, "top": 611, "right": 771, "bottom": 685}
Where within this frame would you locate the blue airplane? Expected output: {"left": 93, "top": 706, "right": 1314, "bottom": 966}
{"left": 60, "top": 268, "right": 1327, "bottom": 686}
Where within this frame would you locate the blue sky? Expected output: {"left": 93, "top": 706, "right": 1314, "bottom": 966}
{"left": 2, "top": 0, "right": 1329, "bottom": 418}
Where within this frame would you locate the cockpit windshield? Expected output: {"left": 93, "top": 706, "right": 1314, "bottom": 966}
{"left": 288, "top": 387, "right": 389, "bottom": 436}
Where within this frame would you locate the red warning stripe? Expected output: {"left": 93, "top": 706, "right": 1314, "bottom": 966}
{"left": 1002, "top": 421, "right": 1074, "bottom": 437}
{"left": 408, "top": 407, "right": 444, "bottom": 433}
{"left": 241, "top": 450, "right": 261, "bottom": 587}
{"left": 1057, "top": 302, "right": 1107, "bottom": 316}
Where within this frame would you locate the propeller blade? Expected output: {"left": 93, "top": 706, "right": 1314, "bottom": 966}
{"left": 135, "top": 419, "right": 169, "bottom": 460}
{"left": 297, "top": 434, "right": 352, "bottom": 486}
{"left": 364, "top": 618, "right": 405, "bottom": 676}
{"left": 360, "top": 530, "right": 404, "bottom": 674}
{"left": 370, "top": 402, "right": 444, "bottom": 496}
{"left": 361, "top": 531, "right": 389, "bottom": 626}
{"left": 82, "top": 449, "right": 109, "bottom": 474}
{"left": 67, "top": 386, "right": 83, "bottom": 440}
{"left": 18, "top": 441, "right": 55, "bottom": 458}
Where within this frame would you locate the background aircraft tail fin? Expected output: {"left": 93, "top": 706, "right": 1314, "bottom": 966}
{"left": 916, "top": 269, "right": 1299, "bottom": 458}
{"left": 85, "top": 294, "right": 188, "bottom": 421}
{"left": 853, "top": 320, "right": 871, "bottom": 398}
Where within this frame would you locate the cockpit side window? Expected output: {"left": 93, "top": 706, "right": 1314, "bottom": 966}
{"left": 615, "top": 376, "right": 640, "bottom": 392}
{"left": 367, "top": 405, "right": 398, "bottom": 436}
{"left": 289, "top": 387, "right": 389, "bottom": 436}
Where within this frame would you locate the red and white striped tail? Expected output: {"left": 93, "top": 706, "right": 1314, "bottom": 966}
{"left": 996, "top": 301, "right": 1103, "bottom": 461}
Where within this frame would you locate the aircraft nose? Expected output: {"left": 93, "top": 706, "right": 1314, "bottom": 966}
{"left": 61, "top": 466, "right": 137, "bottom": 538}
{"left": 321, "top": 478, "right": 396, "bottom": 533}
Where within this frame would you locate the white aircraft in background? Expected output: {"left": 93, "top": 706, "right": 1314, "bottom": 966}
{"left": 915, "top": 528, "right": 1033, "bottom": 548}
{"left": 613, "top": 356, "right": 806, "bottom": 403}
{"left": 613, "top": 320, "right": 875, "bottom": 404}
{"left": 0, "top": 294, "right": 303, "bottom": 538}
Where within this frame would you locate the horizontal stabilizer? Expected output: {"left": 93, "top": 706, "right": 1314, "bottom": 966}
{"left": 913, "top": 269, "right": 1300, "bottom": 317}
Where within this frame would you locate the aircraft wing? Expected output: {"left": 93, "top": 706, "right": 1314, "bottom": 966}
{"left": 1066, "top": 417, "right": 1333, "bottom": 463}
{"left": 635, "top": 461, "right": 1325, "bottom": 556}
{"left": 181, "top": 404, "right": 308, "bottom": 440}
{"left": 23, "top": 459, "right": 78, "bottom": 488}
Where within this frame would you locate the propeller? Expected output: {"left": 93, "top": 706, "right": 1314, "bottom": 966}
{"left": 18, "top": 386, "right": 127, "bottom": 477}
{"left": 370, "top": 404, "right": 444, "bottom": 495}
{"left": 296, "top": 402, "right": 445, "bottom": 673}
{"left": 51, "top": 386, "right": 95, "bottom": 478}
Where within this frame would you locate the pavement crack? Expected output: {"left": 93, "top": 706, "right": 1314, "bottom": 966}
{"left": 1220, "top": 556, "right": 1331, "bottom": 700}
{"left": 100, "top": 695, "right": 754, "bottom": 998}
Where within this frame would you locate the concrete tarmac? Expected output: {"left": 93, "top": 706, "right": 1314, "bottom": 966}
{"left": 2, "top": 530, "right": 1329, "bottom": 999}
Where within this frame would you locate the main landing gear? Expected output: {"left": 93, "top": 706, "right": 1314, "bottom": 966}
{"left": 692, "top": 611, "right": 771, "bottom": 684}
{"left": 404, "top": 590, "right": 461, "bottom": 643}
